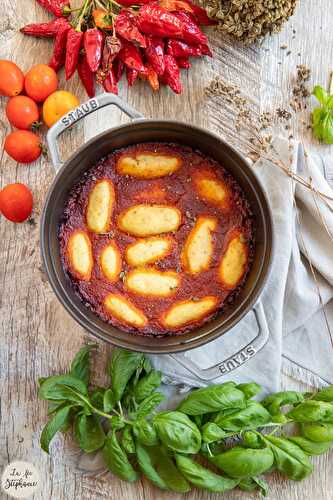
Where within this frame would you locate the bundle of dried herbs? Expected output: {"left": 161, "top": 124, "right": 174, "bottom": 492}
{"left": 200, "top": 0, "right": 299, "bottom": 44}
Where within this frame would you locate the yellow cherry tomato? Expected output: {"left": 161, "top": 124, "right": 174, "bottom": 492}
{"left": 42, "top": 90, "right": 79, "bottom": 128}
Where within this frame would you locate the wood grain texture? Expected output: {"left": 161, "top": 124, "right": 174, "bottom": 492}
{"left": 0, "top": 0, "right": 332, "bottom": 499}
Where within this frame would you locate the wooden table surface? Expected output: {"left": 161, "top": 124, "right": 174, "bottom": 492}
{"left": 1, "top": 0, "right": 333, "bottom": 498}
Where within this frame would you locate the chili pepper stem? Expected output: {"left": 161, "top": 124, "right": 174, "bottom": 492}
{"left": 75, "top": 0, "right": 91, "bottom": 31}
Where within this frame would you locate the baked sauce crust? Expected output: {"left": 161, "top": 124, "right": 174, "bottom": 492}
{"left": 59, "top": 143, "right": 254, "bottom": 336}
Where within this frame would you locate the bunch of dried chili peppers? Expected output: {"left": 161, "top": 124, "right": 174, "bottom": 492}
{"left": 20, "top": 0, "right": 216, "bottom": 96}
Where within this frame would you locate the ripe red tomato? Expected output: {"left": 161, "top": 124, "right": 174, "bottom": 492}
{"left": 4, "top": 130, "right": 42, "bottom": 163}
{"left": 0, "top": 60, "right": 24, "bottom": 97}
{"left": 25, "top": 64, "right": 58, "bottom": 102}
{"left": 6, "top": 95, "right": 40, "bottom": 130}
{"left": 0, "top": 183, "right": 33, "bottom": 223}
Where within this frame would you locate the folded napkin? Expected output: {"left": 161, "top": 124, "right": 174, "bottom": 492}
{"left": 150, "top": 138, "right": 333, "bottom": 395}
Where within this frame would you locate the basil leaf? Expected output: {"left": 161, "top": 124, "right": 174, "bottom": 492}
{"left": 214, "top": 401, "right": 271, "bottom": 431}
{"left": 143, "top": 358, "right": 152, "bottom": 373}
{"left": 74, "top": 414, "right": 105, "bottom": 453}
{"left": 264, "top": 435, "right": 313, "bottom": 480}
{"left": 132, "top": 392, "right": 165, "bottom": 420}
{"left": 212, "top": 446, "right": 274, "bottom": 479}
{"left": 109, "top": 416, "right": 125, "bottom": 431}
{"left": 312, "top": 108, "right": 333, "bottom": 144}
{"left": 237, "top": 383, "right": 261, "bottom": 399}
{"left": 154, "top": 411, "right": 201, "bottom": 454}
{"left": 103, "top": 388, "right": 115, "bottom": 413}
{"left": 288, "top": 436, "right": 333, "bottom": 456}
{"left": 313, "top": 385, "right": 333, "bottom": 402}
{"left": 136, "top": 443, "right": 168, "bottom": 490}
{"left": 133, "top": 370, "right": 162, "bottom": 402}
{"left": 121, "top": 426, "right": 136, "bottom": 454}
{"left": 313, "top": 85, "right": 329, "bottom": 105}
{"left": 70, "top": 344, "right": 97, "bottom": 385}
{"left": 175, "top": 454, "right": 238, "bottom": 493}
{"left": 133, "top": 420, "right": 159, "bottom": 446}
{"left": 287, "top": 400, "right": 333, "bottom": 423}
{"left": 89, "top": 387, "right": 105, "bottom": 410}
{"left": 108, "top": 349, "right": 144, "bottom": 402}
{"left": 261, "top": 391, "right": 304, "bottom": 415}
{"left": 202, "top": 422, "right": 228, "bottom": 443}
{"left": 38, "top": 375, "right": 88, "bottom": 401}
{"left": 177, "top": 383, "right": 246, "bottom": 415}
{"left": 242, "top": 431, "right": 265, "bottom": 449}
{"left": 156, "top": 448, "right": 190, "bottom": 493}
{"left": 40, "top": 405, "right": 73, "bottom": 453}
{"left": 301, "top": 422, "right": 333, "bottom": 442}
{"left": 38, "top": 377, "right": 47, "bottom": 387}
{"left": 103, "top": 431, "right": 139, "bottom": 482}
{"left": 47, "top": 401, "right": 67, "bottom": 415}
{"left": 239, "top": 476, "right": 268, "bottom": 496}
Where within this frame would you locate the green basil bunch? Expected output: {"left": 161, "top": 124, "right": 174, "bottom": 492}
{"left": 38, "top": 346, "right": 333, "bottom": 496}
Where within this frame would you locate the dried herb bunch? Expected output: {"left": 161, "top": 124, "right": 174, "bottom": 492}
{"left": 200, "top": 0, "right": 299, "bottom": 44}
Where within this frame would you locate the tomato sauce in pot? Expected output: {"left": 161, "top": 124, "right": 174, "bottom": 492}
{"left": 59, "top": 143, "right": 255, "bottom": 336}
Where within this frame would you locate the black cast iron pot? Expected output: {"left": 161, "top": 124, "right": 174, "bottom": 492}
{"left": 41, "top": 93, "right": 274, "bottom": 380}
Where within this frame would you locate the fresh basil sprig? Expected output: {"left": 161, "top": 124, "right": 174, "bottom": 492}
{"left": 38, "top": 346, "right": 333, "bottom": 496}
{"left": 312, "top": 85, "right": 333, "bottom": 144}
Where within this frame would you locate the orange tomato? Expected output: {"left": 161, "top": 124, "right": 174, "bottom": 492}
{"left": 25, "top": 64, "right": 58, "bottom": 102}
{"left": 0, "top": 60, "right": 24, "bottom": 97}
{"left": 4, "top": 130, "right": 42, "bottom": 163}
{"left": 92, "top": 9, "right": 113, "bottom": 29}
{"left": 6, "top": 95, "right": 40, "bottom": 130}
{"left": 42, "top": 90, "right": 79, "bottom": 128}
{"left": 0, "top": 183, "right": 33, "bottom": 223}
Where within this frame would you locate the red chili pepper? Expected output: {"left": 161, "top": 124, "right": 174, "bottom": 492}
{"left": 102, "top": 36, "right": 122, "bottom": 72}
{"left": 146, "top": 63, "right": 159, "bottom": 91}
{"left": 49, "top": 21, "right": 70, "bottom": 72}
{"left": 163, "top": 54, "right": 182, "bottom": 94}
{"left": 159, "top": 0, "right": 217, "bottom": 26}
{"left": 115, "top": 10, "right": 147, "bottom": 49}
{"left": 65, "top": 29, "right": 83, "bottom": 80}
{"left": 78, "top": 55, "right": 96, "bottom": 98}
{"left": 84, "top": 28, "right": 104, "bottom": 73}
{"left": 166, "top": 39, "right": 201, "bottom": 58}
{"left": 117, "top": 0, "right": 151, "bottom": 5}
{"left": 113, "top": 59, "right": 125, "bottom": 82}
{"left": 36, "top": 0, "right": 70, "bottom": 17}
{"left": 174, "top": 11, "right": 208, "bottom": 46}
{"left": 20, "top": 18, "right": 68, "bottom": 38}
{"left": 118, "top": 39, "right": 146, "bottom": 72}
{"left": 126, "top": 67, "right": 138, "bottom": 87}
{"left": 176, "top": 57, "right": 191, "bottom": 69}
{"left": 145, "top": 36, "right": 165, "bottom": 76}
{"left": 199, "top": 44, "right": 212, "bottom": 57}
{"left": 137, "top": 4, "right": 183, "bottom": 38}
{"left": 103, "top": 67, "right": 118, "bottom": 94}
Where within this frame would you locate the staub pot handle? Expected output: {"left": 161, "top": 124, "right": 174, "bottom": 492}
{"left": 46, "top": 93, "right": 144, "bottom": 171}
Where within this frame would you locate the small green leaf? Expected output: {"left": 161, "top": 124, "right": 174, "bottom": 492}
{"left": 70, "top": 344, "right": 97, "bottom": 385}
{"left": 301, "top": 422, "right": 333, "bottom": 442}
{"left": 89, "top": 387, "right": 105, "bottom": 410}
{"left": 212, "top": 446, "right": 274, "bottom": 479}
{"left": 214, "top": 401, "right": 271, "bottom": 431}
{"left": 121, "top": 426, "right": 136, "bottom": 454}
{"left": 287, "top": 400, "right": 333, "bottom": 423}
{"left": 132, "top": 392, "right": 165, "bottom": 419}
{"left": 313, "top": 385, "right": 333, "bottom": 402}
{"left": 264, "top": 435, "right": 313, "bottom": 480}
{"left": 133, "top": 370, "right": 162, "bottom": 402}
{"left": 157, "top": 448, "right": 190, "bottom": 493}
{"left": 242, "top": 431, "right": 265, "bottom": 449}
{"left": 133, "top": 420, "right": 159, "bottom": 446}
{"left": 237, "top": 383, "right": 261, "bottom": 399}
{"left": 313, "top": 85, "right": 329, "bottom": 105}
{"left": 175, "top": 454, "right": 238, "bottom": 493}
{"left": 288, "top": 436, "right": 333, "bottom": 456}
{"left": 143, "top": 358, "right": 152, "bottom": 373}
{"left": 239, "top": 476, "right": 268, "bottom": 496}
{"left": 136, "top": 443, "right": 168, "bottom": 490}
{"left": 108, "top": 349, "right": 144, "bottom": 402}
{"left": 103, "top": 388, "right": 115, "bottom": 413}
{"left": 38, "top": 375, "right": 88, "bottom": 401}
{"left": 261, "top": 391, "right": 304, "bottom": 415}
{"left": 40, "top": 405, "right": 73, "bottom": 453}
{"left": 201, "top": 422, "right": 228, "bottom": 443}
{"left": 103, "top": 431, "right": 139, "bottom": 482}
{"left": 109, "top": 415, "right": 125, "bottom": 431}
{"left": 177, "top": 383, "right": 246, "bottom": 415}
{"left": 153, "top": 411, "right": 201, "bottom": 454}
{"left": 74, "top": 414, "right": 105, "bottom": 453}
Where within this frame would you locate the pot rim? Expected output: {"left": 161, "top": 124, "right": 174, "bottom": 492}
{"left": 41, "top": 118, "right": 274, "bottom": 354}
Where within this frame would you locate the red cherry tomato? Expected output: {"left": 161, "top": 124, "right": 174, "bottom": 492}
{"left": 4, "top": 130, "right": 42, "bottom": 163}
{"left": 25, "top": 64, "right": 58, "bottom": 102}
{"left": 0, "top": 60, "right": 24, "bottom": 97}
{"left": 6, "top": 95, "right": 40, "bottom": 130}
{"left": 0, "top": 183, "right": 33, "bottom": 223}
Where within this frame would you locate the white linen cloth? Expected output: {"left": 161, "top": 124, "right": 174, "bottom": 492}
{"left": 150, "top": 138, "right": 333, "bottom": 395}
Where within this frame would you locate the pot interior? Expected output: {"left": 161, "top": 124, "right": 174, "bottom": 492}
{"left": 41, "top": 120, "right": 273, "bottom": 353}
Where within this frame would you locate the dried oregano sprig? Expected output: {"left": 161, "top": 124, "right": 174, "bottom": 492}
{"left": 200, "top": 0, "right": 298, "bottom": 44}
{"left": 38, "top": 346, "right": 333, "bottom": 496}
